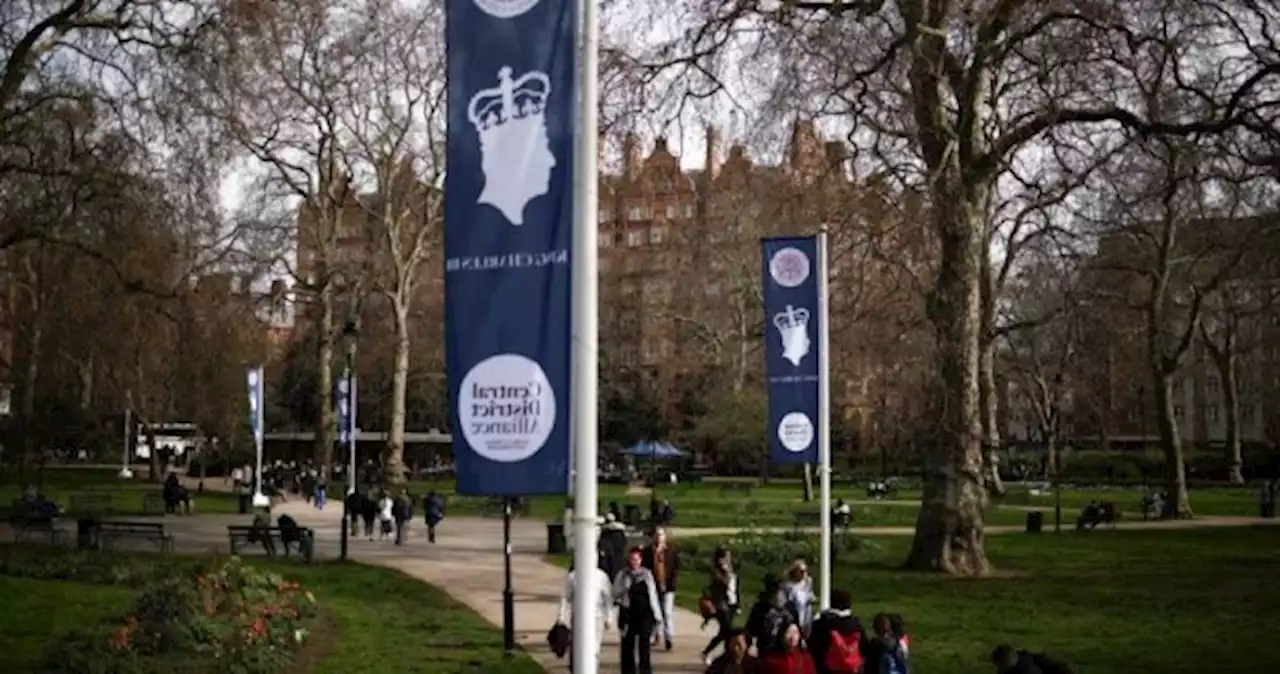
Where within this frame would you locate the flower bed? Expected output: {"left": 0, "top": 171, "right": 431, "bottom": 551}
{"left": 0, "top": 549, "right": 320, "bottom": 674}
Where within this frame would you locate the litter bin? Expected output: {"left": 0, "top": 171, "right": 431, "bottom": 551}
{"left": 623, "top": 504, "right": 641, "bottom": 527}
{"left": 237, "top": 492, "right": 251, "bottom": 515}
{"left": 1025, "top": 510, "right": 1044, "bottom": 534}
{"left": 546, "top": 523, "right": 567, "bottom": 554}
{"left": 76, "top": 518, "right": 100, "bottom": 550}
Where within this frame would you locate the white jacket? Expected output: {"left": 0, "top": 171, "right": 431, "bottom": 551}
{"left": 558, "top": 568, "right": 615, "bottom": 629}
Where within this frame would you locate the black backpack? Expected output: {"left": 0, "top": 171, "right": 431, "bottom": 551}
{"left": 627, "top": 576, "right": 654, "bottom": 620}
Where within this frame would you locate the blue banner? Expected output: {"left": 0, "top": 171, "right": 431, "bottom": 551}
{"left": 336, "top": 369, "right": 354, "bottom": 445}
{"left": 246, "top": 365, "right": 264, "bottom": 445}
{"left": 762, "top": 237, "right": 821, "bottom": 465}
{"left": 443, "top": 0, "right": 574, "bottom": 495}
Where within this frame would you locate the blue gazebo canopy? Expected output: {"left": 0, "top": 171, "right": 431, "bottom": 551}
{"left": 624, "top": 441, "right": 685, "bottom": 460}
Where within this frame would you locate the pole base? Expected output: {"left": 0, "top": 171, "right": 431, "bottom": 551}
{"left": 118, "top": 468, "right": 134, "bottom": 479}
{"left": 251, "top": 492, "right": 271, "bottom": 508}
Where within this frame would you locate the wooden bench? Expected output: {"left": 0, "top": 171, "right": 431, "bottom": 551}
{"left": 719, "top": 483, "right": 756, "bottom": 497}
{"left": 98, "top": 521, "right": 173, "bottom": 552}
{"left": 141, "top": 492, "right": 167, "bottom": 515}
{"left": 1076, "top": 501, "right": 1121, "bottom": 531}
{"left": 70, "top": 492, "right": 116, "bottom": 516}
{"left": 793, "top": 511, "right": 852, "bottom": 531}
{"left": 8, "top": 509, "right": 68, "bottom": 545}
{"left": 483, "top": 497, "right": 531, "bottom": 517}
{"left": 228, "top": 525, "right": 315, "bottom": 562}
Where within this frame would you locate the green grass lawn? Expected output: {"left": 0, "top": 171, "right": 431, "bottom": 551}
{"left": 0, "top": 466, "right": 241, "bottom": 516}
{"left": 0, "top": 546, "right": 541, "bottom": 674}
{"left": 0, "top": 576, "right": 137, "bottom": 672}
{"left": 556, "top": 526, "right": 1280, "bottom": 673}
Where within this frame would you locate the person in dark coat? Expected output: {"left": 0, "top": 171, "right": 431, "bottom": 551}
{"left": 599, "top": 513, "right": 629, "bottom": 578}
{"left": 423, "top": 491, "right": 445, "bottom": 543}
{"left": 393, "top": 489, "right": 413, "bottom": 545}
{"left": 359, "top": 490, "right": 377, "bottom": 540}
{"left": 344, "top": 489, "right": 362, "bottom": 537}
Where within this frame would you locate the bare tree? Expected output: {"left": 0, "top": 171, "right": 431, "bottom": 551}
{"left": 624, "top": 0, "right": 1279, "bottom": 572}
{"left": 344, "top": 0, "right": 445, "bottom": 485}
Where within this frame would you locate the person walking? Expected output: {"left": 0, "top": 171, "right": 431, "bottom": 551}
{"left": 809, "top": 589, "right": 864, "bottom": 674}
{"left": 423, "top": 491, "right": 445, "bottom": 543}
{"left": 314, "top": 468, "right": 328, "bottom": 510}
{"left": 377, "top": 490, "right": 395, "bottom": 541}
{"left": 613, "top": 546, "right": 664, "bottom": 674}
{"left": 701, "top": 546, "right": 739, "bottom": 666}
{"left": 781, "top": 559, "right": 815, "bottom": 638}
{"left": 393, "top": 489, "right": 413, "bottom": 545}
{"left": 557, "top": 559, "right": 615, "bottom": 672}
{"left": 642, "top": 526, "right": 681, "bottom": 651}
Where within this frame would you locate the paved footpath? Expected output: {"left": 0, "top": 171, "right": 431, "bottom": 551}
{"left": 149, "top": 501, "right": 710, "bottom": 673}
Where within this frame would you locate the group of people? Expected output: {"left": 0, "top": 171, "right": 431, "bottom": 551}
{"left": 341, "top": 488, "right": 446, "bottom": 545}
{"left": 555, "top": 525, "right": 912, "bottom": 674}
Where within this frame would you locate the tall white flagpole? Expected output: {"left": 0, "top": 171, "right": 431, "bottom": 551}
{"left": 817, "top": 225, "right": 832, "bottom": 611}
{"left": 570, "top": 0, "right": 600, "bottom": 670}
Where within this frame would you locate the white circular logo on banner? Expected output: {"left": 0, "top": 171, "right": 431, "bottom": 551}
{"left": 777, "top": 412, "right": 815, "bottom": 453}
{"left": 474, "top": 0, "right": 540, "bottom": 18}
{"left": 769, "top": 247, "right": 811, "bottom": 288}
{"left": 459, "top": 353, "right": 556, "bottom": 463}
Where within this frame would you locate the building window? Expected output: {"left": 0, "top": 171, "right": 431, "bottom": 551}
{"left": 628, "top": 206, "right": 646, "bottom": 221}
{"left": 598, "top": 232, "right": 613, "bottom": 248}
{"left": 649, "top": 226, "right": 665, "bottom": 244}
{"left": 627, "top": 230, "right": 645, "bottom": 247}
{"left": 1207, "top": 377, "right": 1221, "bottom": 395}
{"left": 1174, "top": 405, "right": 1184, "bottom": 418}
{"left": 665, "top": 204, "right": 679, "bottom": 219}
{"left": 684, "top": 204, "right": 695, "bottom": 218}
{"left": 1243, "top": 405, "right": 1255, "bottom": 423}
{"left": 598, "top": 207, "right": 612, "bottom": 223}
{"left": 1205, "top": 405, "right": 1220, "bottom": 422}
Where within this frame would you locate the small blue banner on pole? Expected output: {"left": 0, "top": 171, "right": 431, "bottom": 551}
{"left": 336, "top": 370, "right": 352, "bottom": 445}
{"left": 246, "top": 365, "right": 264, "bottom": 444}
{"left": 761, "top": 237, "right": 821, "bottom": 465}
{"left": 443, "top": 0, "right": 575, "bottom": 495}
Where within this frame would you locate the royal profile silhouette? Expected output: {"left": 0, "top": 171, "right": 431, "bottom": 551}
{"left": 774, "top": 304, "right": 811, "bottom": 367}
{"left": 467, "top": 66, "right": 556, "bottom": 226}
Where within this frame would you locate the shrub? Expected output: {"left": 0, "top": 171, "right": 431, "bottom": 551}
{"left": 677, "top": 529, "right": 879, "bottom": 574}
{"left": 40, "top": 557, "right": 318, "bottom": 674}
{"left": 0, "top": 548, "right": 203, "bottom": 586}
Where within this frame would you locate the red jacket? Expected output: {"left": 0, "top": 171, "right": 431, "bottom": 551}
{"left": 759, "top": 650, "right": 817, "bottom": 674}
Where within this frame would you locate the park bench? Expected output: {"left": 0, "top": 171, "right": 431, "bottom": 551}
{"left": 98, "top": 521, "right": 173, "bottom": 552}
{"left": 793, "top": 511, "right": 852, "bottom": 531}
{"left": 8, "top": 502, "right": 68, "bottom": 545}
{"left": 1076, "top": 501, "right": 1120, "bottom": 531}
{"left": 483, "top": 497, "right": 531, "bottom": 517}
{"left": 227, "top": 525, "right": 315, "bottom": 562}
{"left": 866, "top": 481, "right": 899, "bottom": 500}
{"left": 70, "top": 492, "right": 116, "bottom": 516}
{"left": 719, "top": 482, "right": 756, "bottom": 497}
{"left": 141, "top": 492, "right": 167, "bottom": 515}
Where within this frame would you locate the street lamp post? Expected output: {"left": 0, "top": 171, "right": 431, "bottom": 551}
{"left": 340, "top": 321, "right": 358, "bottom": 561}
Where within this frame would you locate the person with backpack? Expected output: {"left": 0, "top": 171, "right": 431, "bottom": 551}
{"left": 612, "top": 546, "right": 664, "bottom": 674}
{"left": 746, "top": 575, "right": 795, "bottom": 656}
{"left": 808, "top": 589, "right": 864, "bottom": 674}
{"left": 557, "top": 558, "right": 614, "bottom": 672}
{"left": 864, "top": 614, "right": 908, "bottom": 674}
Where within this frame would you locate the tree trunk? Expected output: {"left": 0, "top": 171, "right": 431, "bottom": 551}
{"left": 18, "top": 323, "right": 40, "bottom": 462}
{"left": 314, "top": 281, "right": 336, "bottom": 469}
{"left": 904, "top": 206, "right": 990, "bottom": 576}
{"left": 1044, "top": 431, "right": 1058, "bottom": 480}
{"left": 1218, "top": 351, "right": 1244, "bottom": 485}
{"left": 1152, "top": 372, "right": 1192, "bottom": 517}
{"left": 146, "top": 424, "right": 163, "bottom": 483}
{"left": 802, "top": 463, "right": 813, "bottom": 502}
{"left": 978, "top": 341, "right": 1006, "bottom": 496}
{"left": 383, "top": 304, "right": 410, "bottom": 487}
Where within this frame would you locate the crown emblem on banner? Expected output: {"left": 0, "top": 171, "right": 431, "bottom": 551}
{"left": 774, "top": 304, "right": 811, "bottom": 367}
{"left": 468, "top": 66, "right": 550, "bottom": 133}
